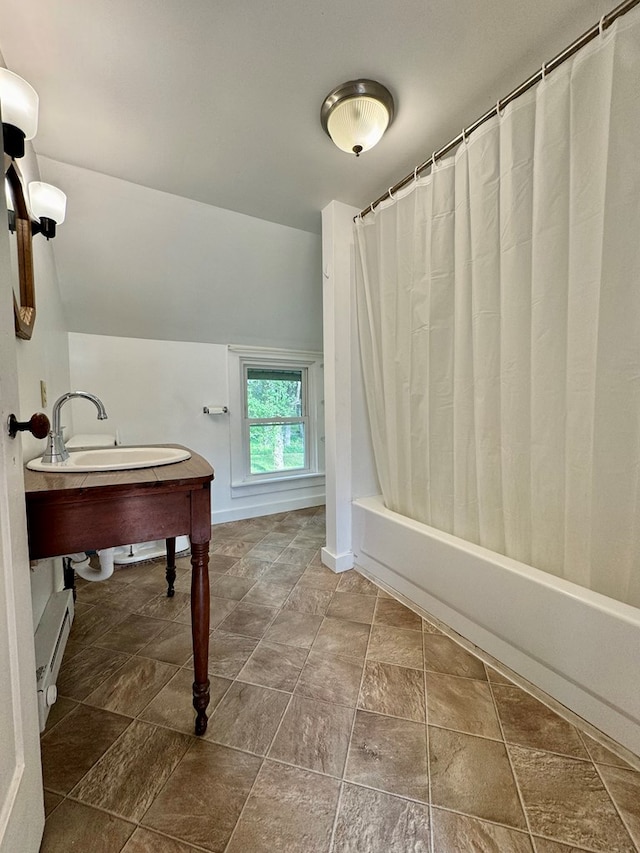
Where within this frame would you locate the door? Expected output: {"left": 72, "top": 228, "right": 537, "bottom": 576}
{"left": 0, "top": 162, "right": 45, "bottom": 851}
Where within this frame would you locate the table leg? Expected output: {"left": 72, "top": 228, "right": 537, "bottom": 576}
{"left": 191, "top": 540, "right": 210, "bottom": 735}
{"left": 165, "top": 537, "right": 176, "bottom": 597}
{"left": 62, "top": 556, "right": 76, "bottom": 602}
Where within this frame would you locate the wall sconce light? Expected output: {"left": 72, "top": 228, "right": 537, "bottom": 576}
{"left": 29, "top": 182, "right": 67, "bottom": 240}
{"left": 0, "top": 68, "right": 38, "bottom": 160}
{"left": 321, "top": 79, "right": 394, "bottom": 157}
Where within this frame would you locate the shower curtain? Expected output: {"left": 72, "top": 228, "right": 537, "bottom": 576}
{"left": 354, "top": 7, "right": 640, "bottom": 608}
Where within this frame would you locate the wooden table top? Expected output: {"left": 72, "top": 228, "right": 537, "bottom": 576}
{"left": 23, "top": 444, "right": 214, "bottom": 499}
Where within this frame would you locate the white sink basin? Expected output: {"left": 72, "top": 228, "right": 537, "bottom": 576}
{"left": 27, "top": 446, "right": 191, "bottom": 473}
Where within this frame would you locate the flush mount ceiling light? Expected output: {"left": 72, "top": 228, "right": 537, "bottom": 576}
{"left": 0, "top": 68, "right": 38, "bottom": 160}
{"left": 321, "top": 79, "right": 394, "bottom": 157}
{"left": 29, "top": 182, "right": 67, "bottom": 240}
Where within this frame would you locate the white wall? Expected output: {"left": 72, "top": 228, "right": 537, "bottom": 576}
{"left": 38, "top": 158, "right": 323, "bottom": 350}
{"left": 9, "top": 145, "right": 70, "bottom": 628}
{"left": 68, "top": 333, "right": 325, "bottom": 523}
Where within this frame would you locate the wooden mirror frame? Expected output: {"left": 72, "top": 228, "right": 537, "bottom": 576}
{"left": 6, "top": 162, "right": 36, "bottom": 340}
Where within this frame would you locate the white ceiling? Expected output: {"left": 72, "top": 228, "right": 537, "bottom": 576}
{"left": 0, "top": 0, "right": 613, "bottom": 234}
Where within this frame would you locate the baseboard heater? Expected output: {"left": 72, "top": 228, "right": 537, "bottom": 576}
{"left": 34, "top": 589, "right": 74, "bottom": 731}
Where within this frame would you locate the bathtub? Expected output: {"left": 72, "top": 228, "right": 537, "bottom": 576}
{"left": 352, "top": 494, "right": 640, "bottom": 758}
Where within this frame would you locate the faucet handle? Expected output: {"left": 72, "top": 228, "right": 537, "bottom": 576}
{"left": 7, "top": 412, "right": 51, "bottom": 440}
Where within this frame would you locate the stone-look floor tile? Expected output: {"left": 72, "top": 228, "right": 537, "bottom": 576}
{"left": 174, "top": 594, "right": 237, "bottom": 628}
{"left": 367, "top": 624, "right": 424, "bottom": 670}
{"left": 208, "top": 596, "right": 239, "bottom": 628}
{"left": 284, "top": 586, "right": 334, "bottom": 616}
{"left": 226, "top": 557, "right": 272, "bottom": 579}
{"left": 430, "top": 727, "right": 526, "bottom": 828}
{"left": 261, "top": 531, "right": 295, "bottom": 545}
{"left": 359, "top": 661, "right": 426, "bottom": 722}
{"left": 217, "top": 602, "right": 277, "bottom": 638}
{"left": 75, "top": 579, "right": 118, "bottom": 607}
{"left": 207, "top": 630, "right": 259, "bottom": 677}
{"left": 374, "top": 598, "right": 422, "bottom": 631}
{"left": 311, "top": 617, "right": 370, "bottom": 661}
{"left": 582, "top": 733, "right": 636, "bottom": 769}
{"left": 205, "top": 681, "right": 289, "bottom": 755}
{"left": 134, "top": 591, "right": 191, "bottom": 620}
{"left": 533, "top": 840, "right": 596, "bottom": 852}
{"left": 493, "top": 685, "right": 588, "bottom": 758}
{"left": 431, "top": 808, "right": 534, "bottom": 852}
{"left": 238, "top": 640, "right": 308, "bottom": 691}
{"left": 122, "top": 828, "right": 203, "bottom": 852}
{"left": 39, "top": 799, "right": 135, "bottom": 853}
{"left": 336, "top": 570, "right": 379, "bottom": 596}
{"left": 275, "top": 546, "right": 317, "bottom": 567}
{"left": 241, "top": 580, "right": 292, "bottom": 607}
{"left": 423, "top": 633, "right": 487, "bottom": 680}
{"left": 262, "top": 562, "right": 307, "bottom": 587}
{"left": 141, "top": 740, "right": 261, "bottom": 852}
{"left": 209, "top": 574, "right": 256, "bottom": 600}
{"left": 68, "top": 604, "right": 129, "bottom": 646}
{"left": 270, "top": 695, "right": 354, "bottom": 777}
{"left": 248, "top": 542, "right": 287, "bottom": 561}
{"left": 84, "top": 656, "right": 178, "bottom": 716}
{"left": 57, "top": 646, "right": 130, "bottom": 701}
{"left": 421, "top": 617, "right": 443, "bottom": 634}
{"left": 138, "top": 622, "right": 194, "bottom": 666}
{"left": 509, "top": 745, "right": 634, "bottom": 851}
{"left": 71, "top": 719, "right": 192, "bottom": 822}
{"left": 140, "top": 668, "right": 231, "bottom": 733}
{"left": 207, "top": 553, "right": 240, "bottom": 573}
{"left": 264, "top": 610, "right": 323, "bottom": 648}
{"left": 211, "top": 540, "right": 254, "bottom": 558}
{"left": 345, "top": 710, "right": 428, "bottom": 802}
{"left": 296, "top": 565, "right": 342, "bottom": 591}
{"left": 327, "top": 592, "right": 377, "bottom": 624}
{"left": 111, "top": 584, "right": 165, "bottom": 613}
{"left": 332, "top": 783, "right": 430, "bottom": 853}
{"left": 597, "top": 764, "right": 640, "bottom": 848}
{"left": 43, "top": 790, "right": 63, "bottom": 817}
{"left": 427, "top": 672, "right": 502, "bottom": 739}
{"left": 42, "top": 696, "right": 78, "bottom": 732}
{"left": 41, "top": 704, "right": 132, "bottom": 794}
{"left": 93, "top": 613, "right": 168, "bottom": 654}
{"left": 485, "top": 664, "right": 514, "bottom": 685}
{"left": 295, "top": 651, "right": 364, "bottom": 706}
{"left": 225, "top": 760, "right": 341, "bottom": 853}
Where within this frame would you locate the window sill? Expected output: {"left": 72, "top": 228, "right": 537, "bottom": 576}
{"left": 230, "top": 471, "right": 325, "bottom": 498}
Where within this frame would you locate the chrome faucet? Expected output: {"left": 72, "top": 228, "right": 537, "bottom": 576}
{"left": 42, "top": 391, "right": 108, "bottom": 464}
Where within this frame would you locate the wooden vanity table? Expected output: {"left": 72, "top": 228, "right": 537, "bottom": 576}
{"left": 23, "top": 447, "right": 214, "bottom": 735}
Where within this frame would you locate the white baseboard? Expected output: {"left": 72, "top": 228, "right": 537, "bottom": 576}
{"left": 212, "top": 494, "right": 325, "bottom": 525}
{"left": 320, "top": 547, "right": 354, "bottom": 573}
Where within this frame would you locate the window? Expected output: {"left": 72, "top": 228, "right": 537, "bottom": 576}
{"left": 229, "top": 346, "right": 324, "bottom": 492}
{"left": 245, "top": 367, "right": 307, "bottom": 475}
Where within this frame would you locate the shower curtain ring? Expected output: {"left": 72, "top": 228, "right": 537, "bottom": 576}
{"left": 541, "top": 61, "right": 547, "bottom": 80}
{"left": 414, "top": 165, "right": 419, "bottom": 182}
{"left": 388, "top": 186, "right": 395, "bottom": 200}
{"left": 599, "top": 14, "right": 606, "bottom": 35}
{"left": 462, "top": 127, "right": 467, "bottom": 144}
{"left": 431, "top": 151, "right": 437, "bottom": 169}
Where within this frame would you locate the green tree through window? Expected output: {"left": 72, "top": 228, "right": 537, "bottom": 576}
{"left": 246, "top": 368, "right": 306, "bottom": 474}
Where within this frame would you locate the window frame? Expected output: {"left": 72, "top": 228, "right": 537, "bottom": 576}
{"left": 243, "top": 363, "right": 310, "bottom": 477}
{"left": 228, "top": 346, "right": 324, "bottom": 493}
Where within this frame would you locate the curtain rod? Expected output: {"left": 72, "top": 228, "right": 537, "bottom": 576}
{"left": 358, "top": 0, "right": 640, "bottom": 220}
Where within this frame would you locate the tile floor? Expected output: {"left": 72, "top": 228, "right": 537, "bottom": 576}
{"left": 39, "top": 507, "right": 640, "bottom": 853}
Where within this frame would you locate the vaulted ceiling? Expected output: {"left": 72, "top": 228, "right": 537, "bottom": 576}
{"left": 0, "top": 0, "right": 613, "bottom": 234}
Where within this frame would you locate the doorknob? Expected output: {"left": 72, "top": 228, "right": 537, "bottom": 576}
{"left": 7, "top": 412, "right": 50, "bottom": 439}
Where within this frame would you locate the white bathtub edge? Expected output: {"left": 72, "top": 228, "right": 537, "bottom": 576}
{"left": 352, "top": 495, "right": 640, "bottom": 758}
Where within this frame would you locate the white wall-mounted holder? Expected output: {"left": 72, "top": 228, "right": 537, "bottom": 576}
{"left": 203, "top": 406, "right": 228, "bottom": 415}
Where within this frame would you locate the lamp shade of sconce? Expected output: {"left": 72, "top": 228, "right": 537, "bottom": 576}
{"left": 321, "top": 79, "right": 394, "bottom": 156}
{"left": 29, "top": 182, "right": 66, "bottom": 240}
{"left": 0, "top": 68, "right": 38, "bottom": 159}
